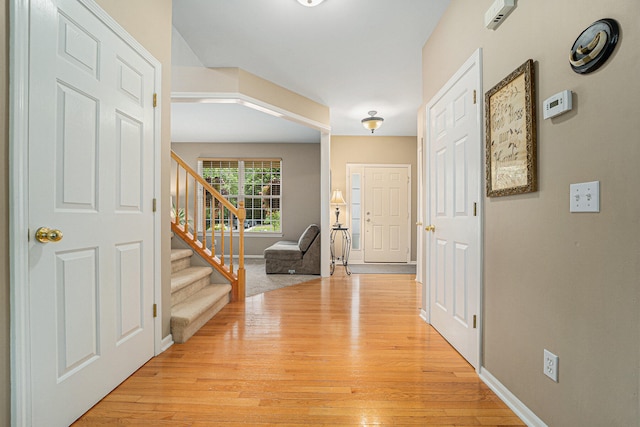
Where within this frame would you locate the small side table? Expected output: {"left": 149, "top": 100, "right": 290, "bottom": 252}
{"left": 330, "top": 226, "right": 351, "bottom": 275}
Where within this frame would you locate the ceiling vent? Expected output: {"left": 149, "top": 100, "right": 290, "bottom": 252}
{"left": 484, "top": 0, "right": 516, "bottom": 30}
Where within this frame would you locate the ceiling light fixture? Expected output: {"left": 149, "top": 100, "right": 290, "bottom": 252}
{"left": 361, "top": 111, "right": 384, "bottom": 133}
{"left": 297, "top": 0, "right": 325, "bottom": 7}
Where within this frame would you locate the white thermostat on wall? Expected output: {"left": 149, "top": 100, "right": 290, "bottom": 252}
{"left": 543, "top": 90, "right": 573, "bottom": 120}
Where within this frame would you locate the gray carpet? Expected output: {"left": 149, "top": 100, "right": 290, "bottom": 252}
{"left": 244, "top": 258, "right": 319, "bottom": 297}
{"left": 243, "top": 259, "right": 415, "bottom": 297}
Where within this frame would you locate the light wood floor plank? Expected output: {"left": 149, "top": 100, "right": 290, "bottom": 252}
{"left": 74, "top": 273, "right": 523, "bottom": 426}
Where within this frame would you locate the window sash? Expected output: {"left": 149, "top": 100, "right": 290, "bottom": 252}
{"left": 198, "top": 158, "right": 282, "bottom": 233}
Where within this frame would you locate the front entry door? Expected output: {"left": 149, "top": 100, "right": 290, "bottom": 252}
{"left": 364, "top": 166, "right": 410, "bottom": 263}
{"left": 27, "top": 0, "right": 157, "bottom": 424}
{"left": 426, "top": 50, "right": 482, "bottom": 368}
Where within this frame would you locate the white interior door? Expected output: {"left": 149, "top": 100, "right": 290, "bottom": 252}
{"left": 28, "top": 0, "right": 157, "bottom": 424}
{"left": 364, "top": 166, "right": 410, "bottom": 263}
{"left": 425, "top": 50, "right": 482, "bottom": 368}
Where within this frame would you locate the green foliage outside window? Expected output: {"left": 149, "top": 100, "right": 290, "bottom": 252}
{"left": 200, "top": 159, "right": 282, "bottom": 233}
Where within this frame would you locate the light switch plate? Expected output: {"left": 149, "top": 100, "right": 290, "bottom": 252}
{"left": 570, "top": 181, "right": 600, "bottom": 213}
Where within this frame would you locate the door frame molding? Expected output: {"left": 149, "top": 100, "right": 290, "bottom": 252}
{"left": 9, "top": 1, "right": 163, "bottom": 424}
{"left": 421, "top": 48, "right": 484, "bottom": 371}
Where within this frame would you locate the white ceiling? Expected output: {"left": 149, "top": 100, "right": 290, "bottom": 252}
{"left": 171, "top": 102, "right": 322, "bottom": 143}
{"left": 171, "top": 0, "right": 451, "bottom": 143}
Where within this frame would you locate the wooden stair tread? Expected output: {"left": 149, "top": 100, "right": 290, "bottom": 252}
{"left": 171, "top": 284, "right": 232, "bottom": 326}
{"left": 171, "top": 266, "right": 213, "bottom": 294}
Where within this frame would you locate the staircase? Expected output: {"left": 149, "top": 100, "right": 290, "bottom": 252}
{"left": 169, "top": 150, "right": 246, "bottom": 343}
{"left": 170, "top": 248, "right": 232, "bottom": 343}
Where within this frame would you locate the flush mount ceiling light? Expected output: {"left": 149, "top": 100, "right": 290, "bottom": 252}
{"left": 361, "top": 111, "right": 384, "bottom": 133}
{"left": 297, "top": 0, "right": 325, "bottom": 7}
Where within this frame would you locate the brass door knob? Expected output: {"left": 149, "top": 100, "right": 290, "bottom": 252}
{"left": 35, "top": 227, "right": 64, "bottom": 243}
{"left": 425, "top": 225, "right": 436, "bottom": 232}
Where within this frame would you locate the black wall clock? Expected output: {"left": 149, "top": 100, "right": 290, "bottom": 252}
{"left": 569, "top": 18, "right": 619, "bottom": 74}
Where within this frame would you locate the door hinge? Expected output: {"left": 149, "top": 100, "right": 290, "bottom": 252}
{"left": 473, "top": 90, "right": 477, "bottom": 104}
{"left": 153, "top": 93, "right": 157, "bottom": 108}
{"left": 153, "top": 304, "right": 157, "bottom": 318}
{"left": 152, "top": 198, "right": 157, "bottom": 212}
{"left": 473, "top": 315, "right": 477, "bottom": 329}
{"left": 473, "top": 202, "right": 477, "bottom": 217}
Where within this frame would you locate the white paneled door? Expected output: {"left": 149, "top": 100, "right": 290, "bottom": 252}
{"left": 27, "top": 0, "right": 157, "bottom": 425}
{"left": 364, "top": 166, "right": 410, "bottom": 263}
{"left": 425, "top": 50, "right": 482, "bottom": 368}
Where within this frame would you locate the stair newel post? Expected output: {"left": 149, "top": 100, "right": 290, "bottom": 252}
{"left": 236, "top": 200, "right": 246, "bottom": 301}
{"left": 201, "top": 187, "right": 207, "bottom": 252}
{"left": 229, "top": 209, "right": 234, "bottom": 274}
{"left": 219, "top": 202, "right": 225, "bottom": 266}
{"left": 174, "top": 161, "right": 180, "bottom": 226}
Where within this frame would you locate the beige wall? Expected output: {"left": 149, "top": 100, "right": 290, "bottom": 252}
{"left": 172, "top": 143, "right": 322, "bottom": 255}
{"left": 331, "top": 136, "right": 418, "bottom": 261}
{"left": 1, "top": 0, "right": 9, "bottom": 423}
{"left": 1, "top": 2, "right": 172, "bottom": 422}
{"left": 423, "top": 1, "right": 640, "bottom": 425}
{"left": 95, "top": 0, "right": 173, "bottom": 338}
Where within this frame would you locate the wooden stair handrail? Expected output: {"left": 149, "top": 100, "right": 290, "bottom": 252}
{"left": 172, "top": 152, "right": 238, "bottom": 213}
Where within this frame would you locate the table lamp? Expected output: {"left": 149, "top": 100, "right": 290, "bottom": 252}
{"left": 330, "top": 189, "right": 346, "bottom": 227}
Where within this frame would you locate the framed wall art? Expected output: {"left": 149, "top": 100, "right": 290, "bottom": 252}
{"left": 485, "top": 59, "right": 537, "bottom": 197}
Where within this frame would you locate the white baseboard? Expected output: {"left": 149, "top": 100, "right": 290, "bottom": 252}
{"left": 479, "top": 368, "right": 547, "bottom": 427}
{"left": 161, "top": 334, "right": 174, "bottom": 353}
{"left": 420, "top": 309, "right": 428, "bottom": 322}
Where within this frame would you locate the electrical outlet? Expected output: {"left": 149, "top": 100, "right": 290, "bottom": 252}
{"left": 543, "top": 349, "right": 559, "bottom": 382}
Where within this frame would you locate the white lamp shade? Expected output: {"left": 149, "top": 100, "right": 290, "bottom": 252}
{"left": 330, "top": 189, "right": 346, "bottom": 205}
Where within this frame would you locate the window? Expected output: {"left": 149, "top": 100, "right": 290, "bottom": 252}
{"left": 198, "top": 158, "right": 282, "bottom": 233}
{"left": 350, "top": 173, "right": 362, "bottom": 250}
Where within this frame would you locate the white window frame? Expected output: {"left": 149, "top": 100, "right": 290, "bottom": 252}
{"left": 197, "top": 158, "right": 283, "bottom": 235}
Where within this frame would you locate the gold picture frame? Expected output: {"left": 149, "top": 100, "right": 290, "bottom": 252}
{"left": 485, "top": 59, "right": 537, "bottom": 197}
